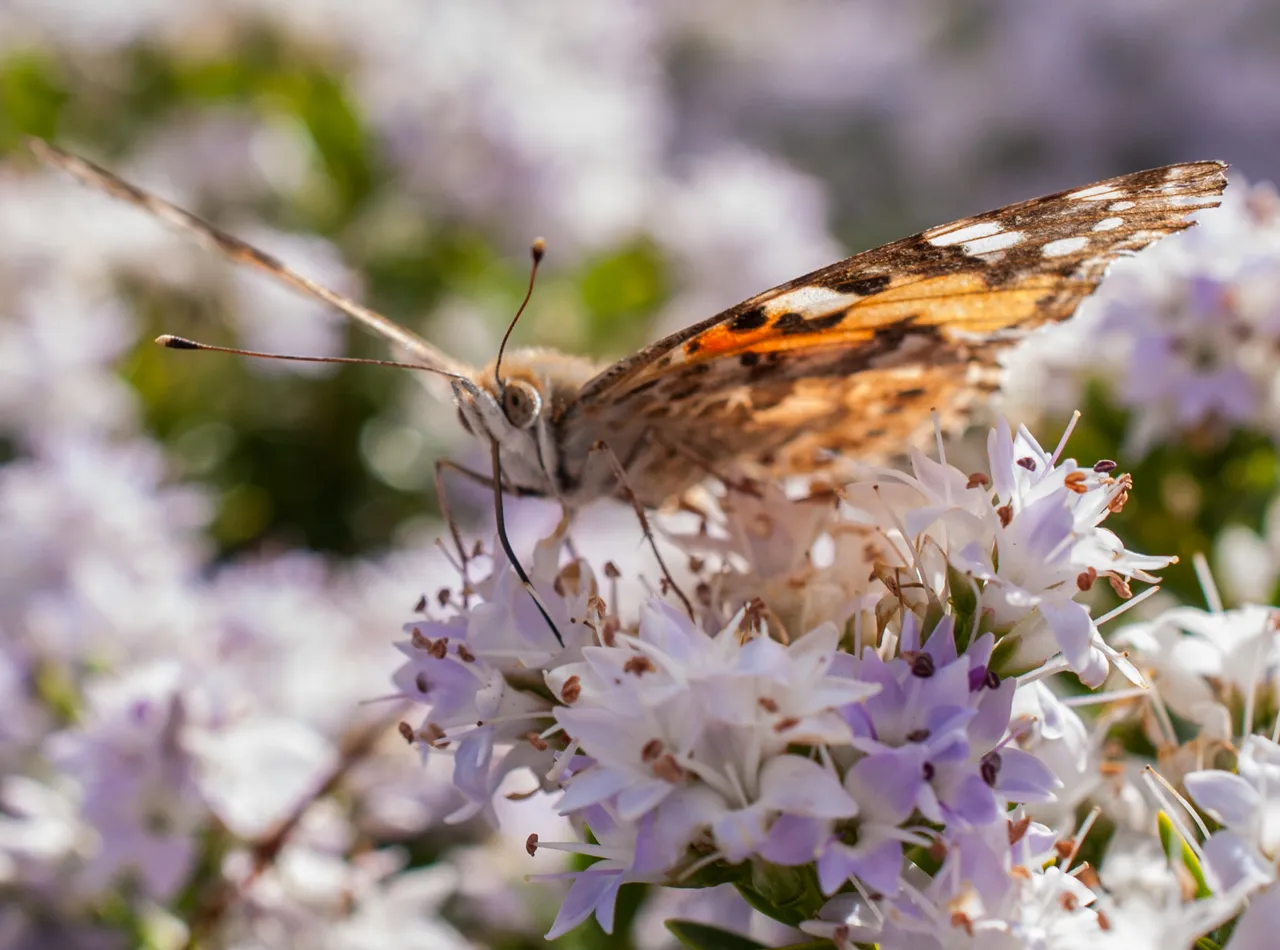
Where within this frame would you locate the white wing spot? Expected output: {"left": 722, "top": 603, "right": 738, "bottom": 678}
{"left": 1108, "top": 200, "right": 1136, "bottom": 211}
{"left": 1068, "top": 184, "right": 1121, "bottom": 200}
{"left": 1042, "top": 236, "right": 1089, "bottom": 258}
{"left": 765, "top": 285, "right": 859, "bottom": 317}
{"left": 926, "top": 220, "right": 1004, "bottom": 247}
{"left": 962, "top": 231, "right": 1025, "bottom": 256}
{"left": 1092, "top": 217, "right": 1123, "bottom": 232}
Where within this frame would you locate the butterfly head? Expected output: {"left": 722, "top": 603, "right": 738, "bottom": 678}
{"left": 497, "top": 376, "right": 542, "bottom": 429}
{"left": 453, "top": 349, "right": 601, "bottom": 497}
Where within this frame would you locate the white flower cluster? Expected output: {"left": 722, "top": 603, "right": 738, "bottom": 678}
{"left": 0, "top": 440, "right": 481, "bottom": 949}
{"left": 396, "top": 419, "right": 1274, "bottom": 947}
{"left": 0, "top": 156, "right": 486, "bottom": 949}
{"left": 3, "top": 3, "right": 1280, "bottom": 948}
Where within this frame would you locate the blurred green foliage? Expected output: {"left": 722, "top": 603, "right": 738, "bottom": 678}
{"left": 4, "top": 26, "right": 1279, "bottom": 598}
{"left": 1058, "top": 385, "right": 1280, "bottom": 607}
{"left": 4, "top": 17, "right": 1280, "bottom": 950}
{"left": 0, "top": 31, "right": 671, "bottom": 560}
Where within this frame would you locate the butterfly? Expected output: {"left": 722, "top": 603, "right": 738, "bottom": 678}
{"left": 29, "top": 140, "right": 1226, "bottom": 515}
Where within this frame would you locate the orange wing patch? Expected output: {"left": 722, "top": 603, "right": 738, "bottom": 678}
{"left": 568, "top": 160, "right": 1226, "bottom": 415}
{"left": 556, "top": 161, "right": 1226, "bottom": 504}
{"left": 678, "top": 271, "right": 1048, "bottom": 366}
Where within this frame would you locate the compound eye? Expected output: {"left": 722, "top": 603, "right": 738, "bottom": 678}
{"left": 501, "top": 379, "right": 542, "bottom": 429}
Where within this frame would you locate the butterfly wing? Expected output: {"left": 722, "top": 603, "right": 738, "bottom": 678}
{"left": 557, "top": 161, "right": 1227, "bottom": 504}
{"left": 28, "top": 138, "right": 473, "bottom": 381}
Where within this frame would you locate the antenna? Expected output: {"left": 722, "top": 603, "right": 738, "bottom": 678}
{"left": 155, "top": 334, "right": 481, "bottom": 391}
{"left": 28, "top": 138, "right": 471, "bottom": 380}
{"left": 490, "top": 440, "right": 565, "bottom": 647}
{"left": 493, "top": 237, "right": 546, "bottom": 388}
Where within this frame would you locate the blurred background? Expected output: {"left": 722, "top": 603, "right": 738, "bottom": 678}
{"left": 1, "top": 1, "right": 1279, "bottom": 948}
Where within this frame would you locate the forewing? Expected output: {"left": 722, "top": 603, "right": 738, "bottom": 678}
{"left": 28, "top": 138, "right": 472, "bottom": 378}
{"left": 558, "top": 161, "right": 1227, "bottom": 498}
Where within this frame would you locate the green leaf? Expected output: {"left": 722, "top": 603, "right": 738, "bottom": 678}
{"left": 945, "top": 563, "right": 978, "bottom": 647}
{"left": 674, "top": 859, "right": 751, "bottom": 891}
{"left": 1157, "top": 811, "right": 1211, "bottom": 899}
{"left": 665, "top": 920, "right": 768, "bottom": 950}
{"left": 987, "top": 629, "right": 1021, "bottom": 677}
{"left": 734, "top": 861, "right": 826, "bottom": 928}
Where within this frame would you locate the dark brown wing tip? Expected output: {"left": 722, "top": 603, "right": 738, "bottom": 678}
{"left": 1187, "top": 162, "right": 1230, "bottom": 223}
{"left": 1169, "top": 159, "right": 1230, "bottom": 197}
{"left": 1180, "top": 158, "right": 1230, "bottom": 189}
{"left": 1146, "top": 160, "right": 1231, "bottom": 225}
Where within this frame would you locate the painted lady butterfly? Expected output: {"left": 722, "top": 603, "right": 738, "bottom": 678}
{"left": 30, "top": 140, "right": 1226, "bottom": 513}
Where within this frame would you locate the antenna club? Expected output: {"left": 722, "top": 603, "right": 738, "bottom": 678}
{"left": 157, "top": 334, "right": 199, "bottom": 349}
{"left": 495, "top": 240, "right": 547, "bottom": 385}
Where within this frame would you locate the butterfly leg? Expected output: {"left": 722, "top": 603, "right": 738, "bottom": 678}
{"left": 434, "top": 459, "right": 479, "bottom": 593}
{"left": 588, "top": 439, "right": 696, "bottom": 621}
{"left": 632, "top": 425, "right": 764, "bottom": 499}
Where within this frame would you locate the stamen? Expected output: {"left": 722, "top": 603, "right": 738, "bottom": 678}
{"left": 1015, "top": 656, "right": 1070, "bottom": 687}
{"left": 1142, "top": 765, "right": 1211, "bottom": 843}
{"left": 1051, "top": 410, "right": 1082, "bottom": 465}
{"left": 1241, "top": 611, "right": 1272, "bottom": 741}
{"left": 546, "top": 738, "right": 580, "bottom": 784}
{"left": 674, "top": 849, "right": 729, "bottom": 884}
{"left": 1060, "top": 686, "right": 1150, "bottom": 707}
{"left": 1192, "top": 552, "right": 1224, "bottom": 614}
{"left": 1093, "top": 584, "right": 1160, "bottom": 626}
{"left": 1145, "top": 682, "right": 1180, "bottom": 754}
{"left": 1061, "top": 805, "right": 1101, "bottom": 871}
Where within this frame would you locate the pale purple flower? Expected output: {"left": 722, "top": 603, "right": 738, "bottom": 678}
{"left": 632, "top": 882, "right": 803, "bottom": 950}
{"left": 216, "top": 801, "right": 449, "bottom": 949}
{"left": 1119, "top": 604, "right": 1280, "bottom": 740}
{"left": 0, "top": 774, "right": 84, "bottom": 897}
{"left": 45, "top": 663, "right": 206, "bottom": 902}
{"left": 956, "top": 420, "right": 1169, "bottom": 685}
{"left": 1185, "top": 735, "right": 1280, "bottom": 896}
{"left": 542, "top": 805, "right": 666, "bottom": 940}
{"left": 395, "top": 531, "right": 599, "bottom": 823}
{"left": 1008, "top": 681, "right": 1097, "bottom": 827}
{"left": 807, "top": 818, "right": 1095, "bottom": 950}
{"left": 326, "top": 865, "right": 473, "bottom": 950}
{"left": 843, "top": 615, "right": 1056, "bottom": 831}
{"left": 550, "top": 602, "right": 871, "bottom": 841}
